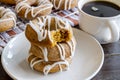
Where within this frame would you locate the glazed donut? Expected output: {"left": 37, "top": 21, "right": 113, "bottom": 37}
{"left": 0, "top": 7, "right": 16, "bottom": 32}
{"left": 29, "top": 37, "right": 76, "bottom": 61}
{"left": 0, "top": 0, "right": 16, "bottom": 5}
{"left": 28, "top": 54, "right": 72, "bottom": 75}
{"left": 50, "top": 0, "right": 77, "bottom": 10}
{"left": 25, "top": 16, "right": 73, "bottom": 47}
{"left": 15, "top": 0, "right": 53, "bottom": 20}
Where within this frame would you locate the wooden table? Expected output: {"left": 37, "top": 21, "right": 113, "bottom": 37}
{"left": 0, "top": 28, "right": 120, "bottom": 80}
{"left": 93, "top": 42, "right": 120, "bottom": 80}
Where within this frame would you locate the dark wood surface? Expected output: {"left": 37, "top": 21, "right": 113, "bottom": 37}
{"left": 92, "top": 42, "right": 120, "bottom": 80}
{"left": 0, "top": 28, "right": 120, "bottom": 80}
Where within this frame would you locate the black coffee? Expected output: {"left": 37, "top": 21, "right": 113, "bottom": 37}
{"left": 82, "top": 1, "right": 120, "bottom": 17}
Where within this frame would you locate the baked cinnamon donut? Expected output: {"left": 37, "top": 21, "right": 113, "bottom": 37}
{"left": 25, "top": 16, "right": 73, "bottom": 47}
{"left": 15, "top": 0, "right": 53, "bottom": 20}
{"left": 28, "top": 54, "right": 72, "bottom": 75}
{"left": 0, "top": 7, "right": 16, "bottom": 32}
{"left": 50, "top": 0, "right": 77, "bottom": 10}
{"left": 0, "top": 0, "right": 16, "bottom": 5}
{"left": 29, "top": 37, "right": 76, "bottom": 61}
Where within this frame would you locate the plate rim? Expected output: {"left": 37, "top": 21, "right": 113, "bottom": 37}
{"left": 73, "top": 28, "right": 104, "bottom": 80}
{"left": 1, "top": 32, "right": 25, "bottom": 80}
{"left": 1, "top": 28, "right": 104, "bottom": 80}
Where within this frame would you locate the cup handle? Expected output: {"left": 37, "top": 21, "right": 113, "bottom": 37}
{"left": 106, "top": 20, "right": 119, "bottom": 43}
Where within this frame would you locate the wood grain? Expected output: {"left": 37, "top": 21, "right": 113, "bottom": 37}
{"left": 92, "top": 55, "right": 120, "bottom": 80}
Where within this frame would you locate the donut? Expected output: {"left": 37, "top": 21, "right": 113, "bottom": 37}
{"left": 15, "top": 0, "right": 53, "bottom": 20}
{"left": 25, "top": 16, "right": 73, "bottom": 47}
{"left": 29, "top": 37, "right": 76, "bottom": 61}
{"left": 50, "top": 0, "right": 77, "bottom": 10}
{"left": 28, "top": 54, "right": 72, "bottom": 75}
{"left": 0, "top": 0, "right": 16, "bottom": 5}
{"left": 0, "top": 7, "right": 16, "bottom": 32}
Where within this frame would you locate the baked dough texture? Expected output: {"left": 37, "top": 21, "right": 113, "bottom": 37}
{"left": 50, "top": 0, "right": 77, "bottom": 10}
{"left": 0, "top": 0, "right": 16, "bottom": 5}
{"left": 28, "top": 54, "right": 72, "bottom": 75}
{"left": 25, "top": 16, "right": 76, "bottom": 75}
{"left": 29, "top": 37, "right": 76, "bottom": 61}
{"left": 15, "top": 0, "right": 53, "bottom": 20}
{"left": 0, "top": 7, "right": 16, "bottom": 32}
{"left": 25, "top": 16, "right": 73, "bottom": 47}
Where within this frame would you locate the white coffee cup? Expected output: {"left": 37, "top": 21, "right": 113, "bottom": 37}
{"left": 78, "top": 0, "right": 120, "bottom": 44}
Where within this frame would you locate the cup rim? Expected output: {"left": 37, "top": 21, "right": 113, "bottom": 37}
{"left": 77, "top": 0, "right": 120, "bottom": 20}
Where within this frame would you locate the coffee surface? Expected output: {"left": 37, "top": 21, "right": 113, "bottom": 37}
{"left": 82, "top": 1, "right": 120, "bottom": 17}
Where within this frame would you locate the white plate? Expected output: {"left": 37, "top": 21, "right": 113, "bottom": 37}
{"left": 1, "top": 28, "right": 104, "bottom": 80}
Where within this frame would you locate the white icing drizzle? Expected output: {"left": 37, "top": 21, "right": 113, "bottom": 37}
{"left": 43, "top": 60, "right": 69, "bottom": 75}
{"left": 30, "top": 57, "right": 38, "bottom": 70}
{"left": 56, "top": 44, "right": 65, "bottom": 60}
{"left": 67, "top": 37, "right": 76, "bottom": 58}
{"left": 27, "top": 16, "right": 70, "bottom": 42}
{"left": 15, "top": 0, "right": 53, "bottom": 18}
{"left": 71, "top": 37, "right": 76, "bottom": 53}
{"left": 56, "top": 38, "right": 76, "bottom": 60}
{"left": 56, "top": 36, "right": 76, "bottom": 60}
{"left": 0, "top": 7, "right": 16, "bottom": 27}
{"left": 50, "top": 0, "right": 73, "bottom": 10}
{"left": 29, "top": 55, "right": 70, "bottom": 75}
{"left": 67, "top": 41, "right": 73, "bottom": 58}
{"left": 37, "top": 16, "right": 48, "bottom": 41}
{"left": 28, "top": 21, "right": 46, "bottom": 41}
{"left": 59, "top": 64, "right": 62, "bottom": 72}
{"left": 68, "top": 0, "right": 72, "bottom": 10}
{"left": 31, "top": 59, "right": 43, "bottom": 70}
{"left": 54, "top": 17, "right": 65, "bottom": 29}
{"left": 0, "top": 18, "right": 14, "bottom": 23}
{"left": 27, "top": 16, "right": 75, "bottom": 61}
{"left": 33, "top": 38, "right": 76, "bottom": 61}
{"left": 47, "top": 16, "right": 53, "bottom": 43}
{"left": 38, "top": 46, "right": 48, "bottom": 62}
{"left": 57, "top": 43, "right": 66, "bottom": 60}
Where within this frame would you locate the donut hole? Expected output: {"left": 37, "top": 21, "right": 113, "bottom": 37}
{"left": 52, "top": 29, "right": 71, "bottom": 44}
{"left": 31, "top": 3, "right": 38, "bottom": 7}
{"left": 31, "top": 4, "right": 37, "bottom": 7}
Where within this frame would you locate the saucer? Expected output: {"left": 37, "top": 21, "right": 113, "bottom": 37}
{"left": 1, "top": 28, "right": 104, "bottom": 80}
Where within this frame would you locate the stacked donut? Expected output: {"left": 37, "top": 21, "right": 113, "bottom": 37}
{"left": 14, "top": 0, "right": 77, "bottom": 20}
{"left": 0, "top": 0, "right": 77, "bottom": 75}
{"left": 0, "top": 0, "right": 77, "bottom": 32}
{"left": 25, "top": 16, "right": 76, "bottom": 75}
{"left": 15, "top": 0, "right": 53, "bottom": 20}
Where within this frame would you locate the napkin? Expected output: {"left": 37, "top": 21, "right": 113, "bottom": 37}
{"left": 0, "top": 3, "right": 79, "bottom": 54}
